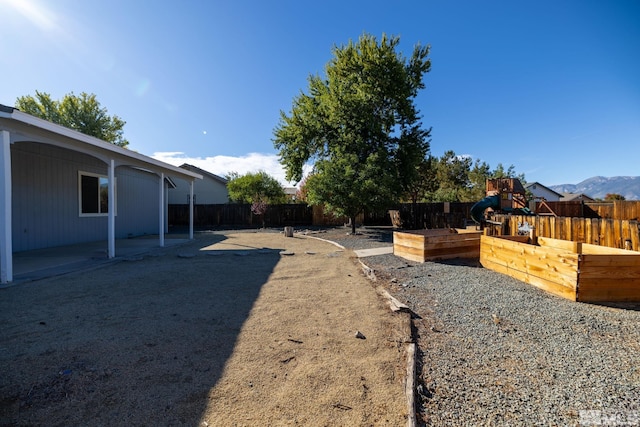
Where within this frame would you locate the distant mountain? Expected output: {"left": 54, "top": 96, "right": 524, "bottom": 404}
{"left": 549, "top": 176, "right": 640, "bottom": 200}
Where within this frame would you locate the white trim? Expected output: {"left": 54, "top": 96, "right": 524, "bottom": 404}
{"left": 108, "top": 160, "right": 115, "bottom": 258}
{"left": 78, "top": 171, "right": 117, "bottom": 217}
{"left": 159, "top": 172, "right": 165, "bottom": 247}
{"left": 0, "top": 130, "right": 12, "bottom": 283}
{"left": 0, "top": 108, "right": 203, "bottom": 181}
{"left": 189, "top": 180, "right": 194, "bottom": 239}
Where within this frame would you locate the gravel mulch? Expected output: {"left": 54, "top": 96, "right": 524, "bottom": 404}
{"left": 301, "top": 226, "right": 640, "bottom": 426}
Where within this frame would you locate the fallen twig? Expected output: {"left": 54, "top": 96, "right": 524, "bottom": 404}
{"left": 332, "top": 403, "right": 352, "bottom": 411}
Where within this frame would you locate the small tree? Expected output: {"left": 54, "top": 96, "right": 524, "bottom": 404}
{"left": 15, "top": 91, "right": 129, "bottom": 147}
{"left": 250, "top": 198, "right": 269, "bottom": 228}
{"left": 226, "top": 171, "right": 286, "bottom": 204}
{"left": 605, "top": 193, "right": 626, "bottom": 201}
{"left": 226, "top": 171, "right": 286, "bottom": 227}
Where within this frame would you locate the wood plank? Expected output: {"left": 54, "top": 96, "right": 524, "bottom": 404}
{"left": 538, "top": 236, "right": 581, "bottom": 253}
{"left": 480, "top": 257, "right": 577, "bottom": 300}
{"left": 494, "top": 235, "right": 530, "bottom": 243}
{"left": 549, "top": 216, "right": 556, "bottom": 239}
{"left": 577, "top": 282, "right": 640, "bottom": 302}
{"left": 393, "top": 247, "right": 425, "bottom": 263}
{"left": 563, "top": 217, "right": 572, "bottom": 241}
{"left": 424, "top": 252, "right": 479, "bottom": 261}
{"left": 538, "top": 216, "right": 549, "bottom": 239}
{"left": 622, "top": 220, "right": 631, "bottom": 249}
{"left": 584, "top": 218, "right": 593, "bottom": 245}
{"left": 394, "top": 245, "right": 424, "bottom": 257}
{"left": 573, "top": 217, "right": 585, "bottom": 243}
{"left": 579, "top": 278, "right": 640, "bottom": 289}
{"left": 421, "top": 239, "right": 480, "bottom": 250}
{"left": 578, "top": 268, "right": 640, "bottom": 280}
{"left": 591, "top": 218, "right": 601, "bottom": 246}
{"left": 631, "top": 221, "right": 640, "bottom": 251}
{"left": 579, "top": 254, "right": 640, "bottom": 267}
{"left": 480, "top": 246, "right": 578, "bottom": 288}
{"left": 580, "top": 244, "right": 640, "bottom": 255}
{"left": 393, "top": 233, "right": 427, "bottom": 248}
{"left": 603, "top": 219, "right": 613, "bottom": 248}
{"left": 423, "top": 234, "right": 481, "bottom": 244}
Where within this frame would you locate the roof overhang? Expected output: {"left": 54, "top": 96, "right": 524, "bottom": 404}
{"left": 0, "top": 105, "right": 202, "bottom": 182}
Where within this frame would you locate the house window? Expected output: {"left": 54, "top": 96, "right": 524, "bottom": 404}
{"left": 79, "top": 171, "right": 115, "bottom": 216}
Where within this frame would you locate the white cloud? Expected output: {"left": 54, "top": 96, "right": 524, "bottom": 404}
{"left": 152, "top": 152, "right": 312, "bottom": 187}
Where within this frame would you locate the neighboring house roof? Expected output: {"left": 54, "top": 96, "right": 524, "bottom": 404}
{"left": 179, "top": 163, "right": 228, "bottom": 184}
{"left": 561, "top": 192, "right": 595, "bottom": 202}
{"left": 524, "top": 181, "right": 563, "bottom": 198}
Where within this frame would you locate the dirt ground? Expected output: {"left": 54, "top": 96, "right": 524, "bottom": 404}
{"left": 0, "top": 231, "right": 408, "bottom": 426}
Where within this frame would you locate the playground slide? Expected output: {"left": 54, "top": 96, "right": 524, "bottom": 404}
{"left": 470, "top": 194, "right": 500, "bottom": 223}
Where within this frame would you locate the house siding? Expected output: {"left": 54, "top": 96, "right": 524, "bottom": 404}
{"left": 527, "top": 183, "right": 561, "bottom": 202}
{"left": 11, "top": 142, "right": 162, "bottom": 252}
{"left": 169, "top": 175, "right": 228, "bottom": 204}
{"left": 115, "top": 167, "right": 163, "bottom": 238}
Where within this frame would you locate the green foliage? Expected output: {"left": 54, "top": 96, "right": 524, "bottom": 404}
{"left": 605, "top": 193, "right": 626, "bottom": 201}
{"left": 419, "top": 150, "right": 525, "bottom": 202}
{"left": 274, "top": 33, "right": 432, "bottom": 232}
{"left": 15, "top": 91, "right": 129, "bottom": 147}
{"left": 402, "top": 155, "right": 438, "bottom": 204}
{"left": 226, "top": 171, "right": 286, "bottom": 204}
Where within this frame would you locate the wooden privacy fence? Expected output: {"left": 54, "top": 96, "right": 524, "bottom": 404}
{"left": 169, "top": 204, "right": 313, "bottom": 227}
{"left": 380, "top": 202, "right": 475, "bottom": 229}
{"left": 168, "top": 202, "right": 476, "bottom": 229}
{"left": 585, "top": 200, "right": 640, "bottom": 220}
{"left": 535, "top": 200, "right": 640, "bottom": 220}
{"left": 494, "top": 214, "right": 640, "bottom": 251}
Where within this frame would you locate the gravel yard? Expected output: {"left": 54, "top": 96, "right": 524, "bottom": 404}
{"left": 314, "top": 226, "right": 640, "bottom": 426}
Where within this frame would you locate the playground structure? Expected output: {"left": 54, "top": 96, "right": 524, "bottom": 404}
{"left": 470, "top": 178, "right": 530, "bottom": 224}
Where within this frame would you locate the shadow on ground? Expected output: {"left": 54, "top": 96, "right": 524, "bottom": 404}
{"left": 0, "top": 233, "right": 284, "bottom": 425}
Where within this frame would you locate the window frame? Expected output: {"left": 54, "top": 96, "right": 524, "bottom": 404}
{"left": 78, "top": 171, "right": 117, "bottom": 217}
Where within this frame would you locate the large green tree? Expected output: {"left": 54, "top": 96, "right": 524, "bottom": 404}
{"left": 15, "top": 91, "right": 129, "bottom": 147}
{"left": 274, "top": 33, "right": 431, "bottom": 233}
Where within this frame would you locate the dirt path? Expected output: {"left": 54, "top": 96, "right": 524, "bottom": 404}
{"left": 0, "top": 231, "right": 408, "bottom": 426}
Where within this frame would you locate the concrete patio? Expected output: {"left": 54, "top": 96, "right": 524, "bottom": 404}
{"left": 6, "top": 235, "right": 191, "bottom": 286}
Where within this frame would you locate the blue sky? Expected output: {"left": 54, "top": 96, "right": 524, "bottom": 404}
{"left": 1, "top": 0, "right": 639, "bottom": 187}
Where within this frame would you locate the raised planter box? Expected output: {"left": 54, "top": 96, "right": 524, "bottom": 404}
{"left": 480, "top": 235, "right": 640, "bottom": 302}
{"left": 393, "top": 228, "right": 483, "bottom": 263}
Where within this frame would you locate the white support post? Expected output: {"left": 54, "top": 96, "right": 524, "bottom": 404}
{"left": 0, "top": 130, "right": 13, "bottom": 283}
{"left": 159, "top": 173, "right": 165, "bottom": 247}
{"left": 108, "top": 159, "right": 115, "bottom": 258}
{"left": 189, "top": 180, "right": 194, "bottom": 240}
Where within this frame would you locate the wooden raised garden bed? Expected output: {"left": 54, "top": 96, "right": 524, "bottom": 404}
{"left": 480, "top": 235, "right": 640, "bottom": 302}
{"left": 393, "top": 228, "right": 483, "bottom": 263}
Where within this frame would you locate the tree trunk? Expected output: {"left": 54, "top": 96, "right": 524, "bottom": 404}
{"left": 350, "top": 215, "right": 357, "bottom": 234}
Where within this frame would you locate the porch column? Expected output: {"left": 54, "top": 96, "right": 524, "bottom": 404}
{"left": 159, "top": 173, "right": 165, "bottom": 247}
{"left": 107, "top": 159, "right": 115, "bottom": 258}
{"left": 189, "top": 179, "right": 194, "bottom": 239}
{"left": 0, "top": 130, "right": 12, "bottom": 283}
